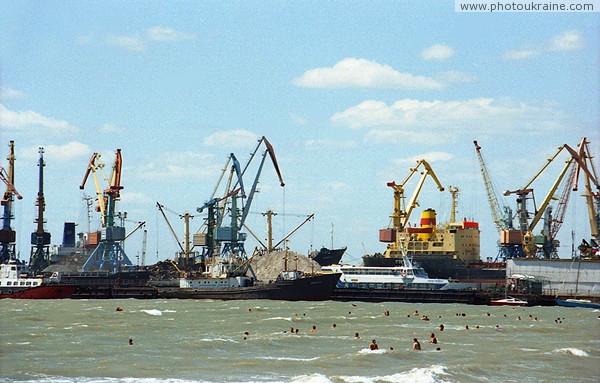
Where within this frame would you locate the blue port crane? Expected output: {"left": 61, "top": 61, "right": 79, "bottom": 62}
{"left": 195, "top": 136, "right": 285, "bottom": 276}
{"left": 79, "top": 149, "right": 133, "bottom": 273}
{"left": 0, "top": 140, "right": 23, "bottom": 264}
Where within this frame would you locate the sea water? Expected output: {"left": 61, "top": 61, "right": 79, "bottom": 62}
{"left": 1, "top": 299, "right": 599, "bottom": 382}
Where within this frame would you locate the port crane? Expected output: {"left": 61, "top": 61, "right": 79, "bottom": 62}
{"left": 386, "top": 159, "right": 445, "bottom": 233}
{"left": 473, "top": 140, "right": 519, "bottom": 260}
{"left": 195, "top": 136, "right": 285, "bottom": 276}
{"left": 572, "top": 138, "right": 599, "bottom": 257}
{"left": 79, "top": 149, "right": 133, "bottom": 272}
{"left": 29, "top": 147, "right": 51, "bottom": 272}
{"left": 0, "top": 140, "right": 23, "bottom": 263}
{"left": 157, "top": 202, "right": 198, "bottom": 269}
{"left": 504, "top": 140, "right": 593, "bottom": 258}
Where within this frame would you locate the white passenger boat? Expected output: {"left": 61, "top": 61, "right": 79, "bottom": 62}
{"left": 322, "top": 252, "right": 472, "bottom": 291}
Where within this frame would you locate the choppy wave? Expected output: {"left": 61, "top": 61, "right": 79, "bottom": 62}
{"left": 290, "top": 373, "right": 333, "bottom": 383}
{"left": 339, "top": 364, "right": 449, "bottom": 383}
{"left": 141, "top": 309, "right": 163, "bottom": 316}
{"left": 553, "top": 347, "right": 590, "bottom": 357}
{"left": 256, "top": 356, "right": 321, "bottom": 362}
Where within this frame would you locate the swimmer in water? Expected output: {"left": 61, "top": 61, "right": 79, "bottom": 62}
{"left": 412, "top": 338, "right": 421, "bottom": 351}
{"left": 369, "top": 339, "right": 379, "bottom": 350}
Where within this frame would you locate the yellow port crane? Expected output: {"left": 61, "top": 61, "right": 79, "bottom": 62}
{"left": 504, "top": 138, "right": 596, "bottom": 258}
{"left": 387, "top": 159, "right": 445, "bottom": 233}
{"left": 79, "top": 149, "right": 132, "bottom": 272}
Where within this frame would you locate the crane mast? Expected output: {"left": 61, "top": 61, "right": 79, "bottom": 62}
{"left": 29, "top": 147, "right": 51, "bottom": 272}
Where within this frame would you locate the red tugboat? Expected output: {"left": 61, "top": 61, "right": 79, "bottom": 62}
{"left": 0, "top": 260, "right": 76, "bottom": 299}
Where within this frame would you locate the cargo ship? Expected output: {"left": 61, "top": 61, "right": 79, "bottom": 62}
{"left": 0, "top": 260, "right": 76, "bottom": 299}
{"left": 363, "top": 208, "right": 505, "bottom": 282}
{"left": 362, "top": 169, "right": 506, "bottom": 284}
{"left": 157, "top": 268, "right": 341, "bottom": 301}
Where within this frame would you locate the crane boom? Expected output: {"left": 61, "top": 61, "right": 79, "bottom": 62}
{"left": 388, "top": 159, "right": 444, "bottom": 231}
{"left": 474, "top": 140, "right": 510, "bottom": 232}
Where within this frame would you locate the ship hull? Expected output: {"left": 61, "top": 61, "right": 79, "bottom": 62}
{"left": 363, "top": 254, "right": 506, "bottom": 282}
{"left": 157, "top": 273, "right": 341, "bottom": 301}
{"left": 311, "top": 247, "right": 346, "bottom": 266}
{"left": 0, "top": 285, "right": 77, "bottom": 299}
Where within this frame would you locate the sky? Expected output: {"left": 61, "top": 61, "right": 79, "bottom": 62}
{"left": 0, "top": 1, "right": 598, "bottom": 266}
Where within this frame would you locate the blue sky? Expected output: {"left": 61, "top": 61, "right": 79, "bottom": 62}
{"left": 1, "top": 1, "right": 598, "bottom": 265}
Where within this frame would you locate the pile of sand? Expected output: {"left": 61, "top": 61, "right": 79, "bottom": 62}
{"left": 248, "top": 249, "right": 322, "bottom": 282}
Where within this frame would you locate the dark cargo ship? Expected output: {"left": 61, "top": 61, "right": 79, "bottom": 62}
{"left": 310, "top": 247, "right": 346, "bottom": 266}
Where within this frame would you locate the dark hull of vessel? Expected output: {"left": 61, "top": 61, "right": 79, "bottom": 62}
{"left": 158, "top": 273, "right": 341, "bottom": 301}
{"left": 331, "top": 287, "right": 483, "bottom": 304}
{"left": 363, "top": 254, "right": 506, "bottom": 282}
{"left": 311, "top": 247, "right": 346, "bottom": 266}
{"left": 556, "top": 299, "right": 600, "bottom": 309}
{"left": 0, "top": 285, "right": 77, "bottom": 299}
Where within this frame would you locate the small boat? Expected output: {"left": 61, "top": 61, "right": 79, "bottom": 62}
{"left": 490, "top": 297, "right": 528, "bottom": 306}
{"left": 0, "top": 260, "right": 76, "bottom": 299}
{"left": 556, "top": 299, "right": 600, "bottom": 309}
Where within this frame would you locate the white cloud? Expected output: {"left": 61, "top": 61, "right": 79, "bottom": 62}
{"left": 203, "top": 130, "right": 259, "bottom": 148}
{"left": 548, "top": 30, "right": 584, "bottom": 52}
{"left": 99, "top": 123, "right": 125, "bottom": 134}
{"left": 421, "top": 44, "right": 455, "bottom": 61}
{"left": 503, "top": 30, "right": 584, "bottom": 60}
{"left": 305, "top": 139, "right": 358, "bottom": 150}
{"left": 147, "top": 26, "right": 196, "bottom": 41}
{"left": 136, "top": 151, "right": 220, "bottom": 180}
{"left": 502, "top": 47, "right": 540, "bottom": 60}
{"left": 394, "top": 151, "right": 454, "bottom": 166}
{"left": 119, "top": 192, "right": 154, "bottom": 205}
{"left": 107, "top": 27, "right": 196, "bottom": 52}
{"left": 331, "top": 98, "right": 567, "bottom": 141}
{"left": 75, "top": 34, "right": 93, "bottom": 45}
{"left": 293, "top": 58, "right": 443, "bottom": 90}
{"left": 0, "top": 103, "right": 78, "bottom": 135}
{"left": 435, "top": 71, "right": 477, "bottom": 84}
{"left": 364, "top": 129, "right": 451, "bottom": 145}
{"left": 106, "top": 34, "right": 147, "bottom": 52}
{"left": 21, "top": 141, "right": 91, "bottom": 162}
{"left": 0, "top": 87, "right": 26, "bottom": 100}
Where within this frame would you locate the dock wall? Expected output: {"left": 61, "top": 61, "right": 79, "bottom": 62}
{"left": 507, "top": 259, "right": 600, "bottom": 297}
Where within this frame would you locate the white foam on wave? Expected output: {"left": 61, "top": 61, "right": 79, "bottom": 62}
{"left": 553, "top": 348, "right": 590, "bottom": 357}
{"left": 15, "top": 377, "right": 212, "bottom": 383}
{"left": 141, "top": 309, "right": 163, "bottom": 316}
{"left": 256, "top": 355, "right": 320, "bottom": 362}
{"left": 290, "top": 373, "right": 334, "bottom": 383}
{"left": 357, "top": 348, "right": 387, "bottom": 355}
{"left": 262, "top": 316, "right": 292, "bottom": 322}
{"left": 339, "top": 364, "right": 449, "bottom": 383}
